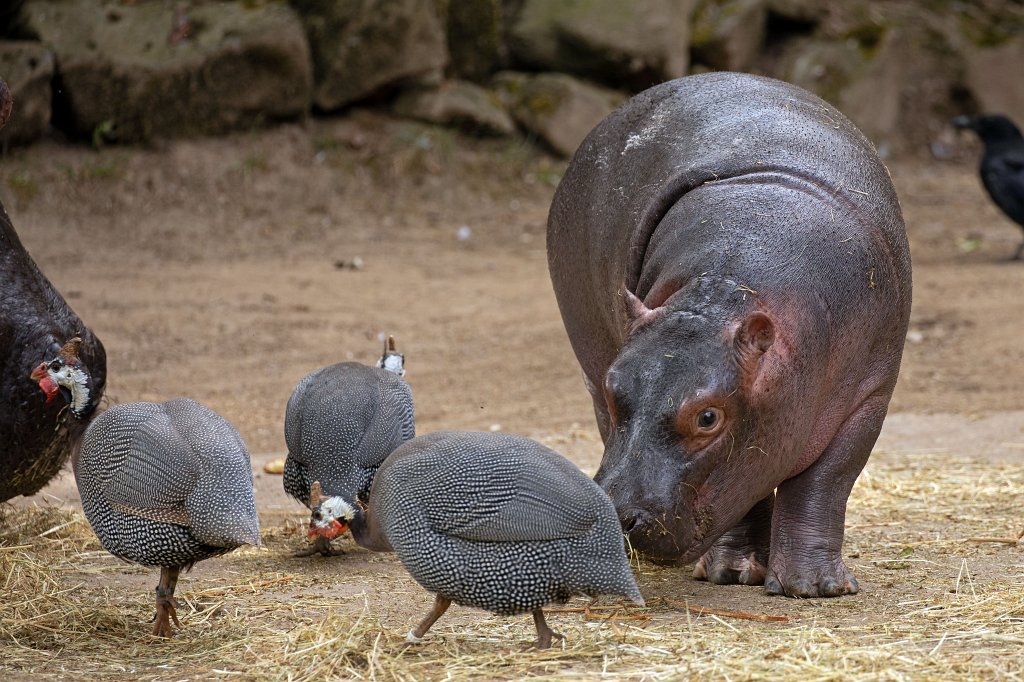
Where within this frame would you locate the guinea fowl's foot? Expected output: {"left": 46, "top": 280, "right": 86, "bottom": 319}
{"left": 152, "top": 566, "right": 181, "bottom": 639}
{"left": 529, "top": 609, "right": 564, "bottom": 650}
{"left": 293, "top": 536, "right": 343, "bottom": 558}
{"left": 401, "top": 595, "right": 452, "bottom": 648}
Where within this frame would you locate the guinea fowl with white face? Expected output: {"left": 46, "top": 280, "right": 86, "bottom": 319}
{"left": 284, "top": 336, "right": 414, "bottom": 557}
{"left": 44, "top": 395, "right": 262, "bottom": 638}
{"left": 309, "top": 431, "right": 644, "bottom": 648}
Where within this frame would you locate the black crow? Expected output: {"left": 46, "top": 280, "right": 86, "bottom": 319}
{"left": 953, "top": 114, "right": 1024, "bottom": 260}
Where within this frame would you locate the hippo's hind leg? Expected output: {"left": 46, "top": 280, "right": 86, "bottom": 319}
{"left": 766, "top": 394, "right": 889, "bottom": 598}
{"left": 693, "top": 495, "right": 772, "bottom": 586}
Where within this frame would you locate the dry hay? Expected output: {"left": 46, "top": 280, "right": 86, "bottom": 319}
{"left": 1, "top": 449, "right": 1022, "bottom": 681}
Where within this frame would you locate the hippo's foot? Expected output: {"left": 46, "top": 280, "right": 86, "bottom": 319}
{"left": 764, "top": 558, "right": 859, "bottom": 598}
{"left": 692, "top": 495, "right": 772, "bottom": 585}
{"left": 693, "top": 548, "right": 767, "bottom": 585}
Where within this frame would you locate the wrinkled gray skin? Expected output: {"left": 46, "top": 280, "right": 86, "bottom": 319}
{"left": 547, "top": 72, "right": 912, "bottom": 598}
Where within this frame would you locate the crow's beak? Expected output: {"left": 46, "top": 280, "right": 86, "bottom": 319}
{"left": 952, "top": 115, "right": 973, "bottom": 130}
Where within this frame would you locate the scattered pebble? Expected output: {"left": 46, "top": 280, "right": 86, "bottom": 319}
{"left": 456, "top": 225, "right": 472, "bottom": 241}
{"left": 263, "top": 457, "right": 285, "bottom": 475}
{"left": 334, "top": 256, "right": 364, "bottom": 270}
{"left": 489, "top": 423, "right": 502, "bottom": 432}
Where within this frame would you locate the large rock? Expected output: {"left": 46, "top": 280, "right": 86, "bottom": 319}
{"left": 507, "top": 0, "right": 694, "bottom": 91}
{"left": 493, "top": 71, "right": 624, "bottom": 158}
{"left": 21, "top": 0, "right": 312, "bottom": 143}
{"left": 393, "top": 80, "right": 515, "bottom": 136}
{"left": 444, "top": 0, "right": 501, "bottom": 83}
{"left": 774, "top": 6, "right": 968, "bottom": 156}
{"left": 290, "top": 0, "right": 448, "bottom": 111}
{"left": 690, "top": 0, "right": 767, "bottom": 72}
{"left": 0, "top": 40, "right": 53, "bottom": 145}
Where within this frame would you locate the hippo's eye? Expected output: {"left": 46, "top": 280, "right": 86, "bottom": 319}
{"left": 694, "top": 407, "right": 724, "bottom": 433}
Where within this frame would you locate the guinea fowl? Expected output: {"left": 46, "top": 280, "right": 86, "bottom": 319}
{"left": 309, "top": 431, "right": 644, "bottom": 649}
{"left": 953, "top": 114, "right": 1024, "bottom": 259}
{"left": 1, "top": 78, "right": 106, "bottom": 502}
{"left": 284, "top": 336, "right": 415, "bottom": 557}
{"left": 48, "top": 397, "right": 261, "bottom": 638}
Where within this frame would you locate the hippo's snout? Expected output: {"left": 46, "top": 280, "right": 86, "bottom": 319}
{"left": 617, "top": 504, "right": 696, "bottom": 563}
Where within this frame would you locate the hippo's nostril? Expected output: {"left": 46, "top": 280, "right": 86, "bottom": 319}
{"left": 620, "top": 508, "right": 648, "bottom": 533}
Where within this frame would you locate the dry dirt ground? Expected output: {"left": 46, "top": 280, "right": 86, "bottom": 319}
{"left": 1, "top": 112, "right": 1023, "bottom": 680}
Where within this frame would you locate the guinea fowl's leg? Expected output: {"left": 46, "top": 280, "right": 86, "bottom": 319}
{"left": 293, "top": 536, "right": 343, "bottom": 558}
{"left": 404, "top": 595, "right": 451, "bottom": 644}
{"left": 531, "top": 609, "right": 564, "bottom": 649}
{"left": 152, "top": 566, "right": 181, "bottom": 638}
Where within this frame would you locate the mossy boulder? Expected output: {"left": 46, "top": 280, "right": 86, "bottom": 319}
{"left": 21, "top": 0, "right": 312, "bottom": 143}
{"left": 393, "top": 79, "right": 515, "bottom": 136}
{"left": 493, "top": 71, "right": 624, "bottom": 157}
{"left": 444, "top": 0, "right": 501, "bottom": 83}
{"left": 291, "top": 0, "right": 448, "bottom": 111}
{"left": 691, "top": 0, "right": 767, "bottom": 72}
{"left": 0, "top": 40, "right": 53, "bottom": 145}
{"left": 507, "top": 0, "right": 694, "bottom": 91}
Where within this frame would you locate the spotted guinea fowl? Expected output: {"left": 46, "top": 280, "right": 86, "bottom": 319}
{"left": 953, "top": 114, "right": 1024, "bottom": 259}
{"left": 1, "top": 77, "right": 106, "bottom": 502}
{"left": 311, "top": 431, "right": 644, "bottom": 648}
{"left": 71, "top": 398, "right": 260, "bottom": 638}
{"left": 283, "top": 336, "right": 414, "bottom": 557}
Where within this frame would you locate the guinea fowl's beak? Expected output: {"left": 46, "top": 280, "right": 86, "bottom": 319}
{"left": 30, "top": 363, "right": 60, "bottom": 403}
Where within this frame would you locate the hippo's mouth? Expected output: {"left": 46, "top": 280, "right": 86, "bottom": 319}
{"left": 625, "top": 504, "right": 715, "bottom": 564}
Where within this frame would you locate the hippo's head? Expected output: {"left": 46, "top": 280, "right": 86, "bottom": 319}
{"left": 594, "top": 286, "right": 791, "bottom": 563}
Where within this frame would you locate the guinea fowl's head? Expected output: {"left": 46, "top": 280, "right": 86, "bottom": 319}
{"left": 953, "top": 114, "right": 1023, "bottom": 145}
{"left": 374, "top": 335, "right": 405, "bottom": 377}
{"left": 306, "top": 481, "right": 357, "bottom": 540}
{"left": 30, "top": 337, "right": 97, "bottom": 419}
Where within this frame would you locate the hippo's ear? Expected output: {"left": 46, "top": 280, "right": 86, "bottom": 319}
{"left": 736, "top": 312, "right": 775, "bottom": 353}
{"left": 734, "top": 312, "right": 775, "bottom": 382}
{"left": 624, "top": 288, "right": 665, "bottom": 334}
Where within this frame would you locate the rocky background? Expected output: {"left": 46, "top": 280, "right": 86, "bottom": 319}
{"left": 0, "top": 0, "right": 1021, "bottom": 158}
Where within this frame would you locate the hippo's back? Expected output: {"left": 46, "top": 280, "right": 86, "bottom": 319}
{"left": 547, "top": 72, "right": 911, "bottom": 381}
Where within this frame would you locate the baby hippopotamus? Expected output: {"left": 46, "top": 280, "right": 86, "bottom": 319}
{"left": 547, "top": 72, "right": 911, "bottom": 598}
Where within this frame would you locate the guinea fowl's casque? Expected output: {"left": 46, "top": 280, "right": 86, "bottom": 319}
{"left": 284, "top": 336, "right": 415, "bottom": 557}
{"left": 67, "top": 398, "right": 260, "bottom": 638}
{"left": 310, "top": 431, "right": 644, "bottom": 648}
{"left": 953, "top": 114, "right": 1024, "bottom": 259}
{"left": 1, "top": 78, "right": 106, "bottom": 502}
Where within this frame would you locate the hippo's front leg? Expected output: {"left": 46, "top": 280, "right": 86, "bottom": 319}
{"left": 766, "top": 395, "right": 889, "bottom": 598}
{"left": 693, "top": 494, "right": 773, "bottom": 586}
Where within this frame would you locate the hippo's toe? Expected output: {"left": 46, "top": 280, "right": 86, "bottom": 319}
{"left": 764, "top": 563, "right": 859, "bottom": 598}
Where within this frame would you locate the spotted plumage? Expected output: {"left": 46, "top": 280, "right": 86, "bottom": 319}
{"left": 76, "top": 399, "right": 260, "bottom": 638}
{"left": 370, "top": 431, "right": 643, "bottom": 647}
{"left": 284, "top": 338, "right": 414, "bottom": 556}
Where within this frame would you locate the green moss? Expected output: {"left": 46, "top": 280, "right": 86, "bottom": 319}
{"left": 524, "top": 93, "right": 557, "bottom": 114}
{"left": 6, "top": 170, "right": 38, "bottom": 202}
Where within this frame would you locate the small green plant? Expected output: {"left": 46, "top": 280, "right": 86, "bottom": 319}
{"left": 6, "top": 171, "right": 38, "bottom": 202}
{"left": 92, "top": 119, "right": 116, "bottom": 149}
